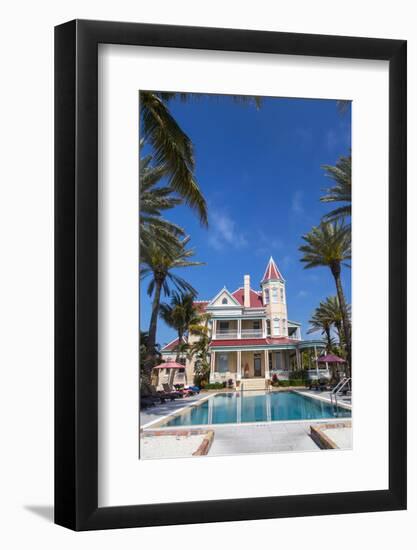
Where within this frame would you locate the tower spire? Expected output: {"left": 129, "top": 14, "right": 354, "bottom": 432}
{"left": 261, "top": 256, "right": 284, "bottom": 283}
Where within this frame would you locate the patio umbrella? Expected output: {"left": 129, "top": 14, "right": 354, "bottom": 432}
{"left": 317, "top": 354, "right": 346, "bottom": 379}
{"left": 153, "top": 361, "right": 184, "bottom": 386}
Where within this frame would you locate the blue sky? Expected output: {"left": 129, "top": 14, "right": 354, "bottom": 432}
{"left": 140, "top": 94, "right": 351, "bottom": 348}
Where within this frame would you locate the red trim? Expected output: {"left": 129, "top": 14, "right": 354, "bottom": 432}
{"left": 261, "top": 257, "right": 284, "bottom": 282}
{"left": 210, "top": 337, "right": 297, "bottom": 347}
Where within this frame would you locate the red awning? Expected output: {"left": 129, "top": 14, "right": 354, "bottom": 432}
{"left": 153, "top": 361, "right": 184, "bottom": 369}
{"left": 317, "top": 354, "right": 346, "bottom": 363}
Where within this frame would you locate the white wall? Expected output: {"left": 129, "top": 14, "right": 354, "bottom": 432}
{"left": 0, "top": 1, "right": 415, "bottom": 548}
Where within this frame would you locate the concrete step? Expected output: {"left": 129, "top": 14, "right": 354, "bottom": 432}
{"left": 240, "top": 378, "right": 267, "bottom": 391}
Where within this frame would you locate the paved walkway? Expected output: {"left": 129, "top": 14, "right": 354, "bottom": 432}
{"left": 207, "top": 421, "right": 324, "bottom": 456}
{"left": 140, "top": 393, "right": 206, "bottom": 427}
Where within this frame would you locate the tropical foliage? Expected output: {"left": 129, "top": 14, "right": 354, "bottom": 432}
{"left": 140, "top": 152, "right": 185, "bottom": 257}
{"left": 299, "top": 221, "right": 352, "bottom": 374}
{"left": 321, "top": 154, "right": 351, "bottom": 223}
{"left": 140, "top": 236, "right": 203, "bottom": 376}
{"left": 140, "top": 92, "right": 208, "bottom": 225}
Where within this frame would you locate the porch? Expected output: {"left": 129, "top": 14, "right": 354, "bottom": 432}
{"left": 209, "top": 349, "right": 297, "bottom": 385}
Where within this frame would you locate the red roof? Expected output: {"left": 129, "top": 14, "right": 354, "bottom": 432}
{"left": 161, "top": 336, "right": 185, "bottom": 352}
{"left": 232, "top": 288, "right": 263, "bottom": 308}
{"left": 193, "top": 300, "right": 209, "bottom": 312}
{"left": 210, "top": 337, "right": 297, "bottom": 347}
{"left": 261, "top": 257, "right": 284, "bottom": 282}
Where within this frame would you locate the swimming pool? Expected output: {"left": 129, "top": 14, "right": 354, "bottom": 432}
{"left": 164, "top": 391, "right": 351, "bottom": 427}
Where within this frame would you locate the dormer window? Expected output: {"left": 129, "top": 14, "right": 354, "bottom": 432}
{"left": 264, "top": 289, "right": 269, "bottom": 304}
{"left": 280, "top": 287, "right": 284, "bottom": 302}
{"left": 272, "top": 287, "right": 278, "bottom": 303}
{"left": 222, "top": 297, "right": 228, "bottom": 304}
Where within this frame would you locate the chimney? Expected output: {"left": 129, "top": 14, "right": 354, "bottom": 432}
{"left": 244, "top": 275, "right": 250, "bottom": 308}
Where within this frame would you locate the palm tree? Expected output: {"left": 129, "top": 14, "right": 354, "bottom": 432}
{"left": 140, "top": 92, "right": 262, "bottom": 227}
{"left": 320, "top": 295, "right": 351, "bottom": 347}
{"left": 321, "top": 154, "right": 351, "bottom": 222}
{"left": 140, "top": 236, "right": 203, "bottom": 375}
{"left": 189, "top": 313, "right": 212, "bottom": 385}
{"left": 159, "top": 292, "right": 199, "bottom": 361}
{"left": 140, "top": 92, "right": 208, "bottom": 225}
{"left": 140, "top": 153, "right": 186, "bottom": 257}
{"left": 307, "top": 307, "right": 334, "bottom": 351}
{"left": 299, "top": 221, "right": 352, "bottom": 374}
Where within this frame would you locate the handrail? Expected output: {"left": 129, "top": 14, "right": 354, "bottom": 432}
{"left": 331, "top": 377, "right": 351, "bottom": 406}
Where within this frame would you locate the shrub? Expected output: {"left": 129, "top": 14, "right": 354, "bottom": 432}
{"left": 203, "top": 382, "right": 225, "bottom": 390}
{"left": 289, "top": 379, "right": 307, "bottom": 386}
{"left": 227, "top": 378, "right": 234, "bottom": 388}
{"left": 278, "top": 380, "right": 291, "bottom": 387}
{"left": 272, "top": 373, "right": 278, "bottom": 384}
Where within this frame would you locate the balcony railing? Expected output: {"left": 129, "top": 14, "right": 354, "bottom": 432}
{"left": 215, "top": 330, "right": 238, "bottom": 339}
{"left": 214, "top": 329, "right": 264, "bottom": 339}
{"left": 241, "top": 329, "right": 263, "bottom": 338}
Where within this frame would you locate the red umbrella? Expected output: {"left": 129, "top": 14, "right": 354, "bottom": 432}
{"left": 153, "top": 361, "right": 184, "bottom": 386}
{"left": 153, "top": 361, "right": 184, "bottom": 369}
{"left": 317, "top": 354, "right": 346, "bottom": 363}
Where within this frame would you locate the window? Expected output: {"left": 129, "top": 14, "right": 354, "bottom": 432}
{"left": 222, "top": 297, "right": 228, "bottom": 304}
{"left": 264, "top": 289, "right": 269, "bottom": 304}
{"left": 280, "top": 287, "right": 284, "bottom": 302}
{"left": 272, "top": 287, "right": 278, "bottom": 303}
{"left": 179, "top": 367, "right": 185, "bottom": 373}
{"left": 266, "top": 320, "right": 271, "bottom": 336}
{"left": 273, "top": 318, "right": 280, "bottom": 335}
{"left": 219, "top": 321, "right": 229, "bottom": 333}
{"left": 253, "top": 320, "right": 260, "bottom": 330}
{"left": 281, "top": 318, "right": 287, "bottom": 335}
{"left": 217, "top": 353, "right": 228, "bottom": 373}
{"left": 165, "top": 368, "right": 171, "bottom": 375}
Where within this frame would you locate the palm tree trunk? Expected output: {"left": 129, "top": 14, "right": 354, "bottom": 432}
{"left": 330, "top": 263, "right": 352, "bottom": 377}
{"left": 325, "top": 327, "right": 332, "bottom": 352}
{"left": 175, "top": 330, "right": 183, "bottom": 363}
{"left": 145, "top": 278, "right": 163, "bottom": 378}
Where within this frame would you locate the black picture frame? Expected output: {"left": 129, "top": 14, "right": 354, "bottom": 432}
{"left": 55, "top": 19, "right": 407, "bottom": 531}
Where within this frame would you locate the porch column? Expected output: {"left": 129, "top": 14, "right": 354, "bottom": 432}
{"left": 237, "top": 350, "right": 242, "bottom": 380}
{"left": 264, "top": 349, "right": 270, "bottom": 380}
{"left": 296, "top": 348, "right": 301, "bottom": 370}
{"left": 210, "top": 351, "right": 216, "bottom": 381}
{"left": 262, "top": 319, "right": 267, "bottom": 338}
{"left": 212, "top": 320, "right": 217, "bottom": 339}
{"left": 237, "top": 318, "right": 242, "bottom": 339}
{"left": 314, "top": 345, "right": 319, "bottom": 379}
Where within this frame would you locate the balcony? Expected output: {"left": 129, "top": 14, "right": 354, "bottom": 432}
{"left": 241, "top": 329, "right": 263, "bottom": 338}
{"left": 214, "top": 329, "right": 264, "bottom": 340}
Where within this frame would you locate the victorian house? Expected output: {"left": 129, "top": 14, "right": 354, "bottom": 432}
{"left": 160, "top": 257, "right": 325, "bottom": 390}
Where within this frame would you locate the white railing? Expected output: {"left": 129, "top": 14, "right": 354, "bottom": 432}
{"left": 241, "top": 329, "right": 263, "bottom": 338}
{"left": 215, "top": 330, "right": 238, "bottom": 339}
{"left": 214, "top": 329, "right": 264, "bottom": 339}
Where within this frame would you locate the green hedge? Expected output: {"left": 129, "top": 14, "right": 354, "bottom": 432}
{"left": 278, "top": 379, "right": 307, "bottom": 387}
{"left": 203, "top": 382, "right": 226, "bottom": 390}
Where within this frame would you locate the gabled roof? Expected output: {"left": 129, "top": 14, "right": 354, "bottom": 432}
{"left": 161, "top": 336, "right": 186, "bottom": 352}
{"left": 207, "top": 287, "right": 241, "bottom": 307}
{"left": 232, "top": 288, "right": 264, "bottom": 308}
{"left": 261, "top": 256, "right": 284, "bottom": 283}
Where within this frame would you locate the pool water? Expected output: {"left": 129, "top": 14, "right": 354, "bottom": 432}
{"left": 164, "top": 391, "right": 351, "bottom": 427}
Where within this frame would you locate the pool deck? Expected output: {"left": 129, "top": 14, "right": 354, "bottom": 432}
{"left": 140, "top": 391, "right": 352, "bottom": 458}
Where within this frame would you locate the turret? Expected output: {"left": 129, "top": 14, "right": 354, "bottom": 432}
{"left": 261, "top": 257, "right": 288, "bottom": 336}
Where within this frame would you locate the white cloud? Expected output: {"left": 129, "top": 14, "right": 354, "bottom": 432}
{"left": 297, "top": 290, "right": 309, "bottom": 299}
{"left": 208, "top": 210, "right": 248, "bottom": 251}
{"left": 291, "top": 190, "right": 304, "bottom": 215}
